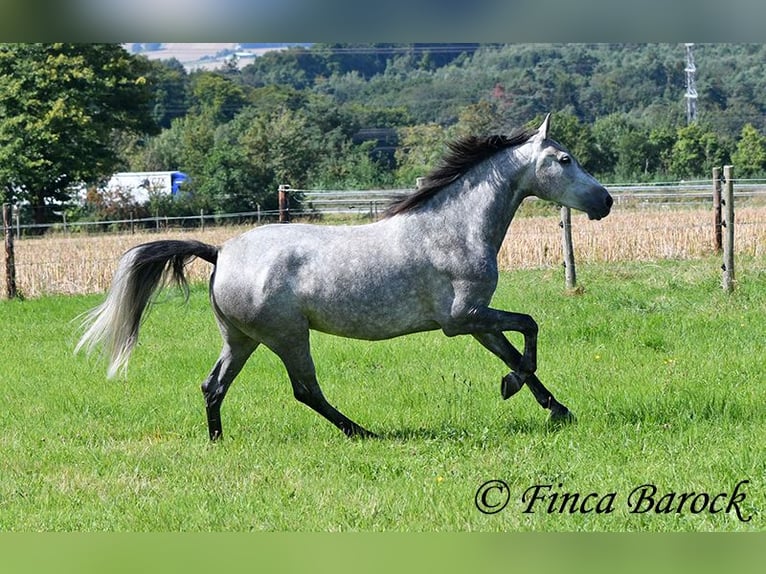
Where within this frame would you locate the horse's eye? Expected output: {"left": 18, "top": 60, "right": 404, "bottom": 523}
{"left": 559, "top": 154, "right": 571, "bottom": 165}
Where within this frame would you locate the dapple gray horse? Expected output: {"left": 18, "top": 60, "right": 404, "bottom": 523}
{"left": 76, "top": 114, "right": 612, "bottom": 440}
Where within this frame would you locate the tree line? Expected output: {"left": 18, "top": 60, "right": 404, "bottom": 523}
{"left": 2, "top": 43, "right": 766, "bottom": 226}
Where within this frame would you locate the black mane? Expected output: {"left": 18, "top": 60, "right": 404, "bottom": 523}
{"left": 384, "top": 127, "right": 538, "bottom": 217}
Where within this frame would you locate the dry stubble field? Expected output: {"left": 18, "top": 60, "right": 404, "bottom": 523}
{"left": 3, "top": 205, "right": 766, "bottom": 299}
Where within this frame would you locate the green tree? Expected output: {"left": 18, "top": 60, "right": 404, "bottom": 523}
{"left": 239, "top": 46, "right": 326, "bottom": 90}
{"left": 145, "top": 57, "right": 189, "bottom": 129}
{"left": 731, "top": 123, "right": 766, "bottom": 177}
{"left": 196, "top": 143, "right": 260, "bottom": 214}
{"left": 188, "top": 71, "right": 248, "bottom": 123}
{"left": 262, "top": 107, "right": 321, "bottom": 186}
{"left": 128, "top": 112, "right": 219, "bottom": 215}
{"left": 591, "top": 114, "right": 631, "bottom": 178}
{"left": 132, "top": 118, "right": 187, "bottom": 173}
{"left": 394, "top": 123, "right": 447, "bottom": 186}
{"left": 206, "top": 106, "right": 326, "bottom": 213}
{"left": 646, "top": 124, "right": 677, "bottom": 177}
{"left": 670, "top": 123, "right": 726, "bottom": 179}
{"left": 449, "top": 100, "right": 505, "bottom": 138}
{"left": 593, "top": 114, "right": 677, "bottom": 181}
{"left": 310, "top": 140, "right": 390, "bottom": 190}
{"left": 0, "top": 43, "right": 156, "bottom": 224}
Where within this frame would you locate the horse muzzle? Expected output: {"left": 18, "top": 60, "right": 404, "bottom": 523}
{"left": 587, "top": 189, "right": 613, "bottom": 221}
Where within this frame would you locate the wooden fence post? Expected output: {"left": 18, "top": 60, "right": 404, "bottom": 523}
{"left": 712, "top": 167, "right": 722, "bottom": 253}
{"left": 3, "top": 203, "right": 18, "bottom": 299}
{"left": 278, "top": 184, "right": 290, "bottom": 223}
{"left": 722, "top": 165, "right": 735, "bottom": 292}
{"left": 560, "top": 205, "right": 577, "bottom": 290}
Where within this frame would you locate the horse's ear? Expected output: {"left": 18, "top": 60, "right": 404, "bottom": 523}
{"left": 536, "top": 113, "right": 551, "bottom": 141}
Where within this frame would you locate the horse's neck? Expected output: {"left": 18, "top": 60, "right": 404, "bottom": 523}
{"left": 421, "top": 159, "right": 528, "bottom": 254}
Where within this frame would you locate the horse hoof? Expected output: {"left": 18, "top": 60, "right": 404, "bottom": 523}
{"left": 501, "top": 372, "right": 524, "bottom": 400}
{"left": 549, "top": 406, "right": 576, "bottom": 425}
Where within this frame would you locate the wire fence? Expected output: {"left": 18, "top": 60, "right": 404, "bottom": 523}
{"left": 2, "top": 180, "right": 766, "bottom": 299}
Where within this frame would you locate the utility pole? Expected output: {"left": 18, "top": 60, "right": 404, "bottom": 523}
{"left": 685, "top": 43, "right": 698, "bottom": 124}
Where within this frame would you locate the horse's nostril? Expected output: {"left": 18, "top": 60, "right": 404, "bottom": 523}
{"left": 605, "top": 194, "right": 614, "bottom": 209}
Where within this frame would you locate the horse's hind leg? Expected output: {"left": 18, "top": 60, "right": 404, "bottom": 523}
{"left": 472, "top": 332, "right": 573, "bottom": 421}
{"left": 524, "top": 374, "right": 574, "bottom": 422}
{"left": 271, "top": 335, "right": 376, "bottom": 439}
{"left": 202, "top": 338, "right": 258, "bottom": 440}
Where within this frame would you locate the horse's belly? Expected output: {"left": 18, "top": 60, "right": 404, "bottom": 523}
{"left": 299, "top": 274, "right": 442, "bottom": 340}
{"left": 306, "top": 302, "right": 441, "bottom": 341}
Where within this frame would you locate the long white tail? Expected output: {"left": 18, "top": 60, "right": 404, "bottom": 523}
{"left": 75, "top": 240, "right": 218, "bottom": 378}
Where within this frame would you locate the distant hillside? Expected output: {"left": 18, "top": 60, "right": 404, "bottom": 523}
{"left": 125, "top": 43, "right": 310, "bottom": 71}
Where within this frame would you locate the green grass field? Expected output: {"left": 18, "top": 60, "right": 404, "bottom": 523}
{"left": 1, "top": 256, "right": 763, "bottom": 531}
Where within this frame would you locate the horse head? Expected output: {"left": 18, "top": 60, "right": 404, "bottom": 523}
{"left": 526, "top": 113, "right": 613, "bottom": 221}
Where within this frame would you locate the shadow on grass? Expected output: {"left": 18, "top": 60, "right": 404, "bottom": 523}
{"left": 371, "top": 392, "right": 765, "bottom": 442}
{"left": 378, "top": 413, "right": 575, "bottom": 442}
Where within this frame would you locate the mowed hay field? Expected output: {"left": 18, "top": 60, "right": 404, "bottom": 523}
{"left": 3, "top": 204, "right": 766, "bottom": 298}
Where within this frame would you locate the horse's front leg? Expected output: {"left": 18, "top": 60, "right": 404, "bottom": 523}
{"left": 444, "top": 305, "right": 538, "bottom": 380}
{"left": 472, "top": 332, "right": 573, "bottom": 422}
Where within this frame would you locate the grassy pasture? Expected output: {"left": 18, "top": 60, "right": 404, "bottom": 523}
{"left": 1, "top": 256, "right": 764, "bottom": 531}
